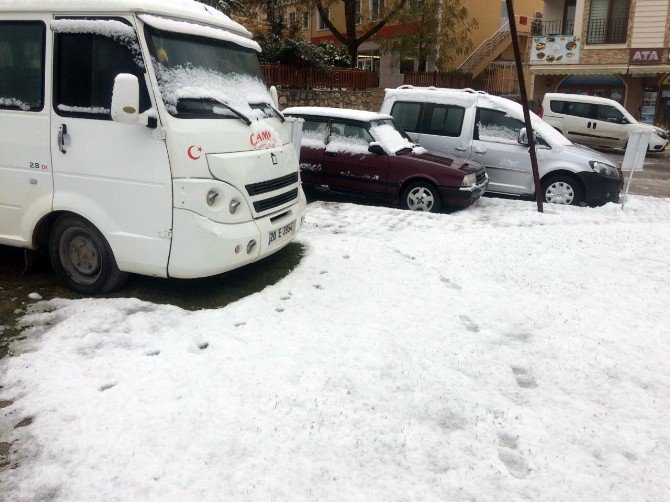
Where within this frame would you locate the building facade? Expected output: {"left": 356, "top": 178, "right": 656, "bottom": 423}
{"left": 530, "top": 0, "right": 670, "bottom": 125}
{"left": 279, "top": 0, "right": 544, "bottom": 89}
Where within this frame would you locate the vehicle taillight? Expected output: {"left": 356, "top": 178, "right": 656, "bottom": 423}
{"left": 539, "top": 106, "right": 544, "bottom": 118}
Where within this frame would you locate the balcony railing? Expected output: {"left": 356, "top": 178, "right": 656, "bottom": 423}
{"left": 586, "top": 17, "right": 628, "bottom": 44}
{"left": 531, "top": 19, "right": 575, "bottom": 36}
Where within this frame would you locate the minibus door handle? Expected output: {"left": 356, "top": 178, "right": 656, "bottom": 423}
{"left": 58, "top": 124, "right": 68, "bottom": 154}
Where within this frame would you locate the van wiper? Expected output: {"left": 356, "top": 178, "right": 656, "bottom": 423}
{"left": 176, "top": 97, "right": 252, "bottom": 125}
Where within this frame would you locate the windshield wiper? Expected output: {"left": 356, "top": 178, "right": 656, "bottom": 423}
{"left": 176, "top": 97, "right": 252, "bottom": 125}
{"left": 250, "top": 102, "right": 286, "bottom": 122}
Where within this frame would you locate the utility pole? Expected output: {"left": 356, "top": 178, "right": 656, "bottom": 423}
{"left": 506, "top": 0, "right": 543, "bottom": 213}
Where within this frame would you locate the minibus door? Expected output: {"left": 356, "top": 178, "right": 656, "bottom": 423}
{"left": 0, "top": 19, "right": 52, "bottom": 246}
{"left": 50, "top": 24, "right": 173, "bottom": 276}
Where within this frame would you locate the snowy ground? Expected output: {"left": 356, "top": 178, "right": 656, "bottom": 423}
{"left": 2, "top": 196, "right": 670, "bottom": 501}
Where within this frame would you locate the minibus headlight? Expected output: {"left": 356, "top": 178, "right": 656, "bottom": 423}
{"left": 590, "top": 161, "right": 619, "bottom": 178}
{"left": 461, "top": 173, "right": 477, "bottom": 187}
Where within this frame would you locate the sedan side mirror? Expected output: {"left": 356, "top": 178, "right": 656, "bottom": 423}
{"left": 111, "top": 73, "right": 140, "bottom": 125}
{"left": 368, "top": 142, "right": 386, "bottom": 155}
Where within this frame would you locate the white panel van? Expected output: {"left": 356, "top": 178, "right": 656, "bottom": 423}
{"left": 0, "top": 0, "right": 306, "bottom": 293}
{"left": 541, "top": 93, "right": 668, "bottom": 152}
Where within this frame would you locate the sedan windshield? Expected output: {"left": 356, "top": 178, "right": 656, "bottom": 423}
{"left": 369, "top": 119, "right": 418, "bottom": 155}
{"left": 144, "top": 26, "right": 275, "bottom": 120}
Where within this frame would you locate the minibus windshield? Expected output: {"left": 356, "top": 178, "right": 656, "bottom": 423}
{"left": 145, "top": 26, "right": 275, "bottom": 120}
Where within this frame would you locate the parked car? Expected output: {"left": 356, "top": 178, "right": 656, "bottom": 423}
{"left": 283, "top": 107, "right": 488, "bottom": 212}
{"left": 0, "top": 0, "right": 305, "bottom": 293}
{"left": 381, "top": 86, "right": 624, "bottom": 206}
{"left": 541, "top": 93, "right": 668, "bottom": 152}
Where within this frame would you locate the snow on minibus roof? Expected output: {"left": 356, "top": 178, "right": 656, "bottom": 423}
{"left": 283, "top": 107, "right": 392, "bottom": 123}
{"left": 0, "top": 0, "right": 251, "bottom": 37}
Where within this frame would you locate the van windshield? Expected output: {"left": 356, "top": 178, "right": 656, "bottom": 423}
{"left": 145, "top": 26, "right": 275, "bottom": 120}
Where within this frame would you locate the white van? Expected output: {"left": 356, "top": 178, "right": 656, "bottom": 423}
{"left": 381, "top": 86, "right": 623, "bottom": 206}
{"left": 0, "top": 0, "right": 306, "bottom": 293}
{"left": 541, "top": 93, "right": 668, "bottom": 152}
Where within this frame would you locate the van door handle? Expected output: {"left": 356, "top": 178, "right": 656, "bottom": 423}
{"left": 58, "top": 124, "right": 68, "bottom": 154}
{"left": 592, "top": 122, "right": 597, "bottom": 129}
{"left": 587, "top": 122, "right": 591, "bottom": 128}
{"left": 455, "top": 145, "right": 467, "bottom": 151}
{"left": 473, "top": 146, "right": 487, "bottom": 154}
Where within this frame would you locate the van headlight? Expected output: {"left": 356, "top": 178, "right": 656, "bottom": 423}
{"left": 461, "top": 173, "right": 477, "bottom": 187}
{"left": 590, "top": 161, "right": 619, "bottom": 178}
{"left": 654, "top": 128, "right": 668, "bottom": 140}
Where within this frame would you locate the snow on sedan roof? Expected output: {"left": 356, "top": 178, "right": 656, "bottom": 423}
{"left": 0, "top": 0, "right": 251, "bottom": 36}
{"left": 283, "top": 107, "right": 392, "bottom": 123}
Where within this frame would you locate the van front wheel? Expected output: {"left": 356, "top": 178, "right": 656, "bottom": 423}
{"left": 49, "top": 215, "right": 128, "bottom": 294}
{"left": 542, "top": 175, "right": 583, "bottom": 206}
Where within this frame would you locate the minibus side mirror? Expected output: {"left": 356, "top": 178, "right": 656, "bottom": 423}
{"left": 270, "top": 85, "right": 279, "bottom": 109}
{"left": 111, "top": 74, "right": 140, "bottom": 125}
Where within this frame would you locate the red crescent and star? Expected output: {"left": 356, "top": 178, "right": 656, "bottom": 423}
{"left": 187, "top": 145, "right": 203, "bottom": 160}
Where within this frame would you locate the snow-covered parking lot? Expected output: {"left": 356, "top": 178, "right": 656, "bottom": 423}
{"left": 2, "top": 196, "right": 670, "bottom": 500}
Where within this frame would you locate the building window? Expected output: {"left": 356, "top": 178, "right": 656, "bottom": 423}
{"left": 357, "top": 50, "right": 380, "bottom": 72}
{"left": 355, "top": 0, "right": 362, "bottom": 24}
{"left": 370, "top": 0, "right": 385, "bottom": 20}
{"left": 289, "top": 12, "right": 296, "bottom": 28}
{"left": 317, "top": 8, "right": 329, "bottom": 30}
{"left": 399, "top": 58, "right": 415, "bottom": 74}
{"left": 586, "top": 0, "right": 629, "bottom": 44}
{"left": 302, "top": 11, "right": 310, "bottom": 29}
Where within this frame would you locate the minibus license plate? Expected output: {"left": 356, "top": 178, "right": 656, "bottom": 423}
{"left": 268, "top": 220, "right": 295, "bottom": 246}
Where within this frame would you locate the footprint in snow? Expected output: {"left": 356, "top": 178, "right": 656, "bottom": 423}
{"left": 197, "top": 342, "right": 209, "bottom": 351}
{"left": 99, "top": 383, "right": 117, "bottom": 392}
{"left": 313, "top": 284, "right": 324, "bottom": 290}
{"left": 234, "top": 322, "right": 246, "bottom": 327}
{"left": 276, "top": 307, "right": 285, "bottom": 313}
{"left": 511, "top": 365, "right": 537, "bottom": 389}
{"left": 319, "top": 270, "right": 328, "bottom": 274}
{"left": 440, "top": 276, "right": 462, "bottom": 291}
{"left": 459, "top": 315, "right": 480, "bottom": 333}
{"left": 280, "top": 296, "right": 291, "bottom": 301}
{"left": 497, "top": 432, "right": 530, "bottom": 479}
{"left": 503, "top": 330, "right": 532, "bottom": 343}
{"left": 145, "top": 350, "right": 160, "bottom": 357}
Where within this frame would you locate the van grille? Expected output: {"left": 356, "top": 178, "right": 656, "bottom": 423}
{"left": 253, "top": 188, "right": 299, "bottom": 213}
{"left": 246, "top": 173, "right": 299, "bottom": 196}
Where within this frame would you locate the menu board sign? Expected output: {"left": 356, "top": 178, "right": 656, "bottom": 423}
{"left": 530, "top": 35, "right": 581, "bottom": 64}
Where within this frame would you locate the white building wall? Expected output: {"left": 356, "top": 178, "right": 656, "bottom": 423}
{"left": 631, "top": 0, "right": 670, "bottom": 47}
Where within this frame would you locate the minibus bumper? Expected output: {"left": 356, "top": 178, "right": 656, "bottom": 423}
{"left": 168, "top": 190, "right": 306, "bottom": 279}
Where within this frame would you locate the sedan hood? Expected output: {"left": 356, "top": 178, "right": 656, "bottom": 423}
{"left": 411, "top": 151, "right": 483, "bottom": 174}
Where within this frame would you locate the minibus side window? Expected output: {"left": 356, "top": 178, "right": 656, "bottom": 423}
{"left": 0, "top": 21, "right": 46, "bottom": 112}
{"left": 54, "top": 32, "right": 150, "bottom": 120}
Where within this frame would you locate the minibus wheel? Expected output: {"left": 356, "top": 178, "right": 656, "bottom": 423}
{"left": 402, "top": 181, "right": 442, "bottom": 212}
{"left": 49, "top": 215, "right": 128, "bottom": 294}
{"left": 542, "top": 174, "right": 583, "bottom": 206}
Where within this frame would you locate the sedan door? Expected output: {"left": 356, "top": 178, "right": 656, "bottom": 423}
{"left": 323, "top": 120, "right": 389, "bottom": 193}
{"left": 297, "top": 117, "right": 329, "bottom": 184}
{"left": 471, "top": 108, "right": 534, "bottom": 195}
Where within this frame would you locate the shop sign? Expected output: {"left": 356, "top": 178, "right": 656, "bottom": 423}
{"left": 629, "top": 48, "right": 664, "bottom": 65}
{"left": 530, "top": 35, "right": 581, "bottom": 64}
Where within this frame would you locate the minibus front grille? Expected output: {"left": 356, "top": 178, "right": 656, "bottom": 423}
{"left": 253, "top": 188, "right": 299, "bottom": 213}
{"left": 246, "top": 173, "right": 299, "bottom": 196}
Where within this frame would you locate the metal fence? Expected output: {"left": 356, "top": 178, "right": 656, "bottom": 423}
{"left": 586, "top": 17, "right": 628, "bottom": 44}
{"left": 403, "top": 64, "right": 519, "bottom": 97}
{"left": 531, "top": 19, "right": 575, "bottom": 36}
{"left": 262, "top": 65, "right": 379, "bottom": 90}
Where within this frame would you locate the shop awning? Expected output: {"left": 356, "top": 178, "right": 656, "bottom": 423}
{"left": 626, "top": 65, "right": 670, "bottom": 75}
{"left": 531, "top": 64, "right": 670, "bottom": 76}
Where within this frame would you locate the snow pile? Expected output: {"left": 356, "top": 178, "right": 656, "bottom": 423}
{"left": 0, "top": 97, "right": 30, "bottom": 111}
{"left": 154, "top": 63, "right": 271, "bottom": 118}
{"left": 2, "top": 197, "right": 670, "bottom": 500}
{"left": 327, "top": 133, "right": 370, "bottom": 155}
{"left": 57, "top": 104, "right": 110, "bottom": 115}
{"left": 370, "top": 123, "right": 415, "bottom": 154}
{"left": 50, "top": 19, "right": 136, "bottom": 39}
{"left": 139, "top": 14, "right": 260, "bottom": 52}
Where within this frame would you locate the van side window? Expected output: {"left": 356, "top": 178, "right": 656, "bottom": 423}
{"left": 390, "top": 101, "right": 423, "bottom": 133}
{"left": 549, "top": 100, "right": 565, "bottom": 113}
{"left": 54, "top": 32, "right": 150, "bottom": 119}
{"left": 0, "top": 21, "right": 45, "bottom": 111}
{"left": 596, "top": 105, "right": 624, "bottom": 123}
{"left": 563, "top": 101, "right": 594, "bottom": 119}
{"left": 474, "top": 108, "right": 524, "bottom": 145}
{"left": 421, "top": 104, "right": 465, "bottom": 137}
{"left": 301, "top": 119, "right": 329, "bottom": 148}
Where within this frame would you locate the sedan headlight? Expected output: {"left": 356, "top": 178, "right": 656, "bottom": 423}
{"left": 461, "top": 173, "right": 477, "bottom": 187}
{"left": 590, "top": 161, "right": 619, "bottom": 178}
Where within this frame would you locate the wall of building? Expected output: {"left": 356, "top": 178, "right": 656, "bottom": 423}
{"left": 277, "top": 88, "right": 372, "bottom": 110}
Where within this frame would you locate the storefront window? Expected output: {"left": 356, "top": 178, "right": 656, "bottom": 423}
{"left": 658, "top": 74, "right": 670, "bottom": 127}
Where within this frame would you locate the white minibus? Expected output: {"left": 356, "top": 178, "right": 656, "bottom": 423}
{"left": 0, "top": 0, "right": 306, "bottom": 293}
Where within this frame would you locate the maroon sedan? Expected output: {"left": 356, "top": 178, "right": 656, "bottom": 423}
{"left": 283, "top": 107, "right": 488, "bottom": 212}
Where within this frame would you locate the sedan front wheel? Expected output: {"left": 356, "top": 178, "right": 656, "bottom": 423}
{"left": 402, "top": 181, "right": 442, "bottom": 212}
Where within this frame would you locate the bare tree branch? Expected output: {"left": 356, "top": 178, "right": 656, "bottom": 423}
{"left": 315, "top": 1, "right": 348, "bottom": 45}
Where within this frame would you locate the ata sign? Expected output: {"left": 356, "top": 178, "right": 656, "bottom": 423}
{"left": 629, "top": 48, "right": 664, "bottom": 65}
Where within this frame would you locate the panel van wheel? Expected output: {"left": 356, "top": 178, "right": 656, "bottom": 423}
{"left": 542, "top": 175, "right": 583, "bottom": 206}
{"left": 402, "top": 181, "right": 442, "bottom": 212}
{"left": 49, "top": 215, "right": 128, "bottom": 294}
